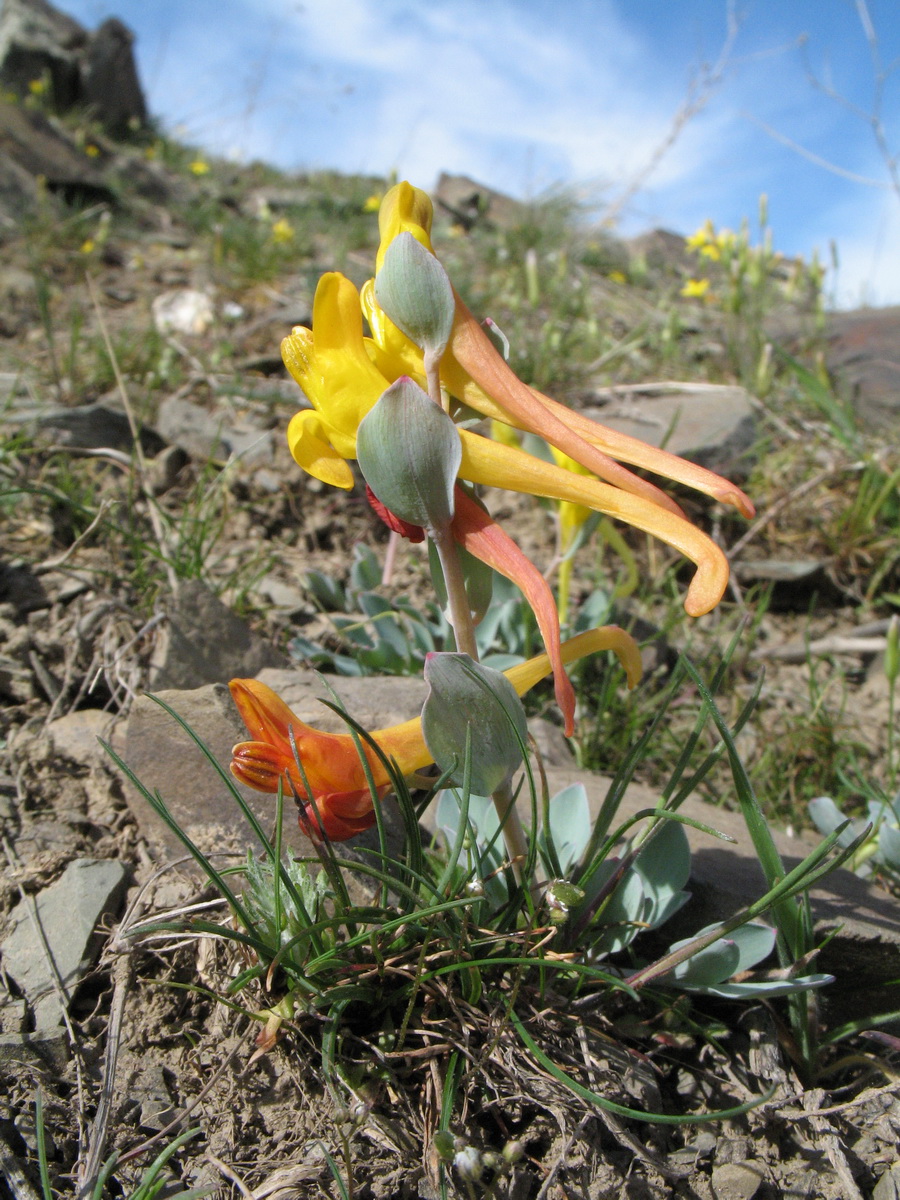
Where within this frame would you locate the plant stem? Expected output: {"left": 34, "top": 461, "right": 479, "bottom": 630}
{"left": 492, "top": 777, "right": 528, "bottom": 886}
{"left": 431, "top": 523, "right": 478, "bottom": 659}
{"left": 425, "top": 348, "right": 530, "bottom": 884}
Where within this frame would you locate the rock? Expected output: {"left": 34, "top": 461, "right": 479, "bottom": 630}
{"left": 81, "top": 17, "right": 147, "bottom": 138}
{"left": 432, "top": 173, "right": 524, "bottom": 230}
{"left": 46, "top": 707, "right": 117, "bottom": 770}
{"left": 625, "top": 228, "right": 694, "bottom": 278}
{"left": 824, "top": 306, "right": 900, "bottom": 432}
{"left": 152, "top": 288, "right": 215, "bottom": 336}
{"left": 0, "top": 857, "right": 127, "bottom": 1062}
{"left": 147, "top": 578, "right": 288, "bottom": 691}
{"left": 710, "top": 1162, "right": 766, "bottom": 1200}
{"left": 33, "top": 401, "right": 165, "bottom": 455}
{"left": 0, "top": 98, "right": 113, "bottom": 206}
{"left": 155, "top": 395, "right": 274, "bottom": 464}
{"left": 120, "top": 672, "right": 416, "bottom": 873}
{"left": 578, "top": 381, "right": 756, "bottom": 477}
{"left": 0, "top": 0, "right": 147, "bottom": 136}
{"left": 874, "top": 1163, "right": 900, "bottom": 1200}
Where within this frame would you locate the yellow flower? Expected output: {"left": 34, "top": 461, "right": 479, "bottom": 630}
{"left": 608, "top": 270, "right": 627, "bottom": 285}
{"left": 229, "top": 626, "right": 640, "bottom": 840}
{"left": 84, "top": 143, "right": 100, "bottom": 158}
{"left": 28, "top": 78, "right": 46, "bottom": 96}
{"left": 363, "top": 193, "right": 383, "bottom": 212}
{"left": 680, "top": 278, "right": 711, "bottom": 299}
{"left": 79, "top": 239, "right": 95, "bottom": 255}
{"left": 189, "top": 159, "right": 209, "bottom": 176}
{"left": 685, "top": 221, "right": 715, "bottom": 251}
{"left": 270, "top": 217, "right": 295, "bottom": 243}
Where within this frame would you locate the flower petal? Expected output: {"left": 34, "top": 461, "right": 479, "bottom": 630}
{"left": 286, "top": 410, "right": 355, "bottom": 489}
{"left": 450, "top": 486, "right": 577, "bottom": 736}
{"left": 458, "top": 430, "right": 730, "bottom": 617}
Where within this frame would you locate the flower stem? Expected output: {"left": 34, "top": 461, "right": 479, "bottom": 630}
{"left": 431, "top": 523, "right": 478, "bottom": 659}
{"left": 492, "top": 777, "right": 527, "bottom": 886}
{"left": 426, "top": 348, "right": 530, "bottom": 884}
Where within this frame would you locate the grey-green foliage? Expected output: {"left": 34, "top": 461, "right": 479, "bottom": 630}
{"left": 291, "top": 543, "right": 611, "bottom": 676}
{"left": 437, "top": 781, "right": 831, "bottom": 999}
{"left": 809, "top": 792, "right": 900, "bottom": 876}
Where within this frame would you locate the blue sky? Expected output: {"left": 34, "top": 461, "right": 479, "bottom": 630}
{"left": 61, "top": 0, "right": 900, "bottom": 308}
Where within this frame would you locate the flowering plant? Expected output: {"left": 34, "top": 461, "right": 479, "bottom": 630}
{"left": 230, "top": 181, "right": 754, "bottom": 867}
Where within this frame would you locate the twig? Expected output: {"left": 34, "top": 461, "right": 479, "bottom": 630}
{"left": 726, "top": 466, "right": 839, "bottom": 559}
{"left": 34, "top": 498, "right": 117, "bottom": 574}
{"left": 76, "top": 954, "right": 133, "bottom": 1197}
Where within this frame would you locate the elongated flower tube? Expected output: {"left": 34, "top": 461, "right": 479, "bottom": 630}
{"left": 283, "top": 272, "right": 733, "bottom": 617}
{"left": 229, "top": 626, "right": 640, "bottom": 840}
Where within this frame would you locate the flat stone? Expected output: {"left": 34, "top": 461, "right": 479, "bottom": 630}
{"left": 115, "top": 666, "right": 900, "bottom": 1019}
{"left": 711, "top": 1161, "right": 766, "bottom": 1200}
{"left": 579, "top": 381, "right": 756, "bottom": 476}
{"left": 119, "top": 674, "right": 417, "bottom": 891}
{"left": 46, "top": 707, "right": 118, "bottom": 770}
{"left": 155, "top": 395, "right": 274, "bottom": 464}
{"left": 1, "top": 857, "right": 128, "bottom": 1049}
{"left": 147, "top": 579, "right": 287, "bottom": 691}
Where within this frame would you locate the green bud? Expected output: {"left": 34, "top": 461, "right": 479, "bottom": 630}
{"left": 433, "top": 1131, "right": 456, "bottom": 1163}
{"left": 422, "top": 653, "right": 527, "bottom": 796}
{"left": 375, "top": 231, "right": 455, "bottom": 357}
{"left": 357, "top": 376, "right": 461, "bottom": 532}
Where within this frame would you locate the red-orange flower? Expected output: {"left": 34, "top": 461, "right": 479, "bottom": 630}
{"left": 229, "top": 626, "right": 641, "bottom": 840}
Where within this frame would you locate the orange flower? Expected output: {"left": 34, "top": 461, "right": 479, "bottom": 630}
{"left": 229, "top": 626, "right": 641, "bottom": 840}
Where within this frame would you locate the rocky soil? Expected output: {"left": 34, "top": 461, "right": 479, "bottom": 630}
{"left": 0, "top": 5, "right": 900, "bottom": 1193}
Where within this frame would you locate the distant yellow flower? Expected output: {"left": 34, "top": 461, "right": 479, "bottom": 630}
{"left": 79, "top": 239, "right": 95, "bottom": 255}
{"left": 28, "top": 78, "right": 46, "bottom": 96}
{"left": 699, "top": 242, "right": 721, "bottom": 262}
{"left": 84, "top": 144, "right": 100, "bottom": 158}
{"left": 270, "top": 217, "right": 295, "bottom": 244}
{"left": 608, "top": 270, "right": 627, "bottom": 285}
{"left": 189, "top": 159, "right": 209, "bottom": 176}
{"left": 363, "top": 193, "right": 383, "bottom": 213}
{"left": 680, "top": 278, "right": 710, "bottom": 299}
{"left": 685, "top": 220, "right": 715, "bottom": 251}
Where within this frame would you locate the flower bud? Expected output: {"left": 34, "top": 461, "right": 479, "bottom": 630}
{"left": 375, "top": 231, "right": 455, "bottom": 358}
{"left": 357, "top": 376, "right": 461, "bottom": 532}
{"left": 422, "top": 653, "right": 527, "bottom": 795}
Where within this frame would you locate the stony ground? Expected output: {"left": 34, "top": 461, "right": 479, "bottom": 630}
{"left": 0, "top": 119, "right": 899, "bottom": 1197}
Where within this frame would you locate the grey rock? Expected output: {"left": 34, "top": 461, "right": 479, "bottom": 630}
{"left": 0, "top": 0, "right": 147, "bottom": 136}
{"left": 0, "top": 97, "right": 112, "bottom": 205}
{"left": 433, "top": 172, "right": 524, "bottom": 231}
{"left": 34, "top": 401, "right": 164, "bottom": 454}
{"left": 579, "top": 381, "right": 756, "bottom": 476}
{"left": 151, "top": 289, "right": 215, "bottom": 337}
{"left": 46, "top": 707, "right": 117, "bottom": 770}
{"left": 824, "top": 306, "right": 900, "bottom": 433}
{"left": 874, "top": 1163, "right": 900, "bottom": 1200}
{"left": 1, "top": 857, "right": 127, "bottom": 1045}
{"left": 81, "top": 17, "right": 147, "bottom": 138}
{"left": 147, "top": 578, "right": 288, "bottom": 691}
{"left": 155, "top": 395, "right": 274, "bottom": 464}
{"left": 710, "top": 1162, "right": 765, "bottom": 1200}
